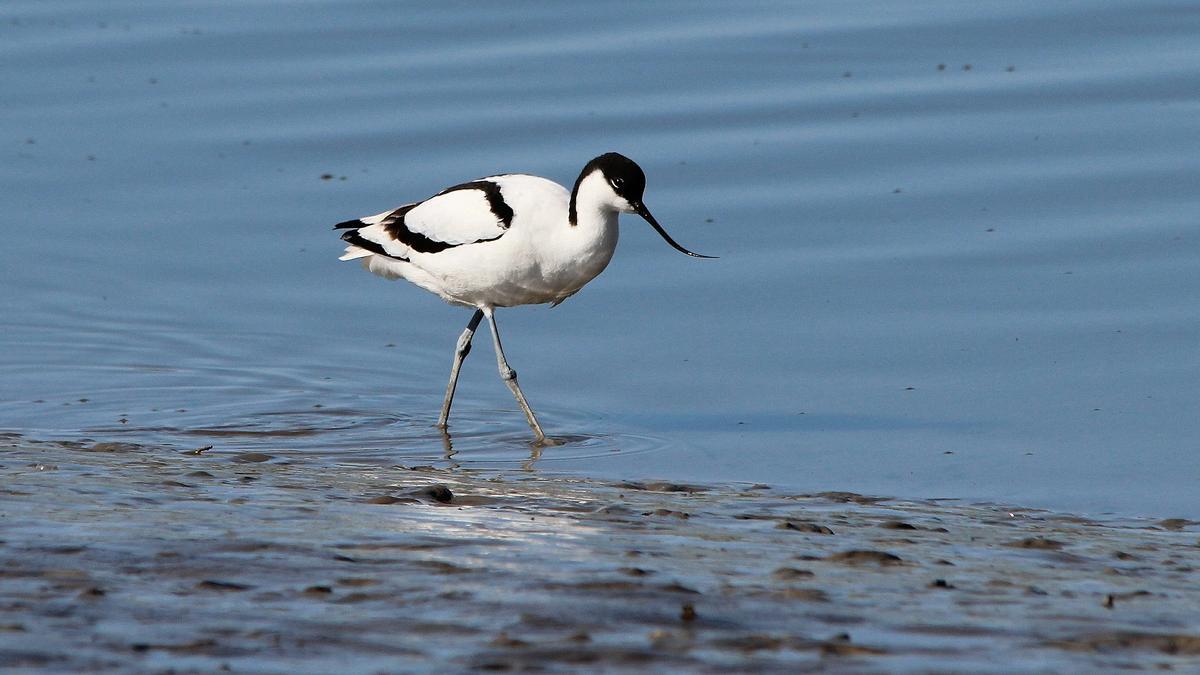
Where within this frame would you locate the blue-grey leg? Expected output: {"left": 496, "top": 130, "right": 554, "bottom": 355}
{"left": 437, "top": 309, "right": 484, "bottom": 429}
{"left": 482, "top": 307, "right": 547, "bottom": 443}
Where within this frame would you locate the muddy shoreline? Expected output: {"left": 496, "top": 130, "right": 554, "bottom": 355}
{"left": 2, "top": 439, "right": 1198, "bottom": 672}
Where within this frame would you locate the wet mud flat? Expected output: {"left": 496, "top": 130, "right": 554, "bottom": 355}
{"left": 2, "top": 439, "right": 1199, "bottom": 673}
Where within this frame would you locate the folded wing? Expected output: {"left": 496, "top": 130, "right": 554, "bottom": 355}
{"left": 336, "top": 180, "right": 512, "bottom": 261}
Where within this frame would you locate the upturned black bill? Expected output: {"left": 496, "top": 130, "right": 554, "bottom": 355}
{"left": 635, "top": 202, "right": 717, "bottom": 259}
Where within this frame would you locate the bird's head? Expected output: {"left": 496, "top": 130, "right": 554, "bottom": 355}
{"left": 573, "top": 152, "right": 716, "bottom": 259}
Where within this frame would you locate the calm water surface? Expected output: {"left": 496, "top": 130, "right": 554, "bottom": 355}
{"left": 3, "top": 1, "right": 1199, "bottom": 518}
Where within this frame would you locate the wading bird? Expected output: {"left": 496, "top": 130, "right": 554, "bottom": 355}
{"left": 335, "top": 152, "right": 713, "bottom": 443}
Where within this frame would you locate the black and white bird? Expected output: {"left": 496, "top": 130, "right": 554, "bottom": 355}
{"left": 335, "top": 152, "right": 713, "bottom": 444}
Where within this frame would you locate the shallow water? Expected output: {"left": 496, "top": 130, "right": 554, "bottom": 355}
{"left": 3, "top": 2, "right": 1200, "bottom": 522}
{"left": 3, "top": 440, "right": 1199, "bottom": 672}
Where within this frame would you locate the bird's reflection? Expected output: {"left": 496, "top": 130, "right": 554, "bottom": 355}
{"left": 438, "top": 427, "right": 461, "bottom": 469}
{"left": 437, "top": 426, "right": 545, "bottom": 471}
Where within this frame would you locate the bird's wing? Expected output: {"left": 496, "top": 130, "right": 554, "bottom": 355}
{"left": 336, "top": 180, "right": 512, "bottom": 261}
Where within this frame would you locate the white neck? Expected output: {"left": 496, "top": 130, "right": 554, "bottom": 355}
{"left": 571, "top": 171, "right": 622, "bottom": 230}
{"left": 548, "top": 171, "right": 620, "bottom": 281}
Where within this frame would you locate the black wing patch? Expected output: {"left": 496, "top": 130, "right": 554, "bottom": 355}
{"left": 381, "top": 203, "right": 482, "bottom": 254}
{"left": 335, "top": 179, "right": 513, "bottom": 257}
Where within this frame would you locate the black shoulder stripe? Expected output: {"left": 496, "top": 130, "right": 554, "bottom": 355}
{"left": 382, "top": 199, "right": 506, "bottom": 254}
{"left": 434, "top": 180, "right": 514, "bottom": 229}
{"left": 334, "top": 218, "right": 364, "bottom": 230}
{"left": 569, "top": 161, "right": 598, "bottom": 227}
{"left": 341, "top": 230, "right": 409, "bottom": 261}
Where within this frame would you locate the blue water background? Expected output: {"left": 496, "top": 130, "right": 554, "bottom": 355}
{"left": 2, "top": 1, "right": 1198, "bottom": 517}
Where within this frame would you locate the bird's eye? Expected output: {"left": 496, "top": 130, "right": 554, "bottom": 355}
{"left": 611, "top": 178, "right": 624, "bottom": 190}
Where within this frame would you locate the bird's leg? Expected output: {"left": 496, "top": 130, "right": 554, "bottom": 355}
{"left": 437, "top": 309, "right": 484, "bottom": 429}
{"left": 482, "top": 308, "right": 547, "bottom": 444}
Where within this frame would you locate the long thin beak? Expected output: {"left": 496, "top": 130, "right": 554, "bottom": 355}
{"left": 634, "top": 202, "right": 717, "bottom": 259}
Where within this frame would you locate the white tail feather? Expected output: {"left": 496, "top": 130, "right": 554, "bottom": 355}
{"left": 339, "top": 246, "right": 373, "bottom": 261}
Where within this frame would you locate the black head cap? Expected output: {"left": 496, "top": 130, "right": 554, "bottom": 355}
{"left": 569, "top": 152, "right": 646, "bottom": 225}
{"left": 590, "top": 152, "right": 646, "bottom": 203}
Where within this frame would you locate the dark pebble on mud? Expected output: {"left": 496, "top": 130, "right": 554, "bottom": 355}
{"left": 195, "top": 580, "right": 252, "bottom": 592}
{"left": 880, "top": 521, "right": 918, "bottom": 530}
{"left": 45, "top": 546, "right": 86, "bottom": 555}
{"left": 1157, "top": 518, "right": 1197, "bottom": 531}
{"left": 332, "top": 592, "right": 382, "bottom": 604}
{"left": 185, "top": 471, "right": 214, "bottom": 478}
{"left": 825, "top": 550, "right": 904, "bottom": 566}
{"left": 303, "top": 585, "right": 333, "bottom": 595}
{"left": 681, "top": 603, "right": 697, "bottom": 621}
{"left": 777, "top": 521, "right": 834, "bottom": 535}
{"left": 930, "top": 579, "right": 955, "bottom": 589}
{"left": 130, "top": 639, "right": 218, "bottom": 655}
{"left": 181, "top": 445, "right": 212, "bottom": 456}
{"left": 1007, "top": 537, "right": 1065, "bottom": 550}
{"left": 417, "top": 484, "right": 454, "bottom": 503}
{"left": 489, "top": 632, "right": 530, "bottom": 648}
{"left": 161, "top": 480, "right": 194, "bottom": 488}
{"left": 772, "top": 567, "right": 815, "bottom": 580}
{"left": 644, "top": 509, "right": 689, "bottom": 519}
{"left": 415, "top": 560, "right": 471, "bottom": 575}
{"left": 619, "top": 481, "right": 706, "bottom": 493}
